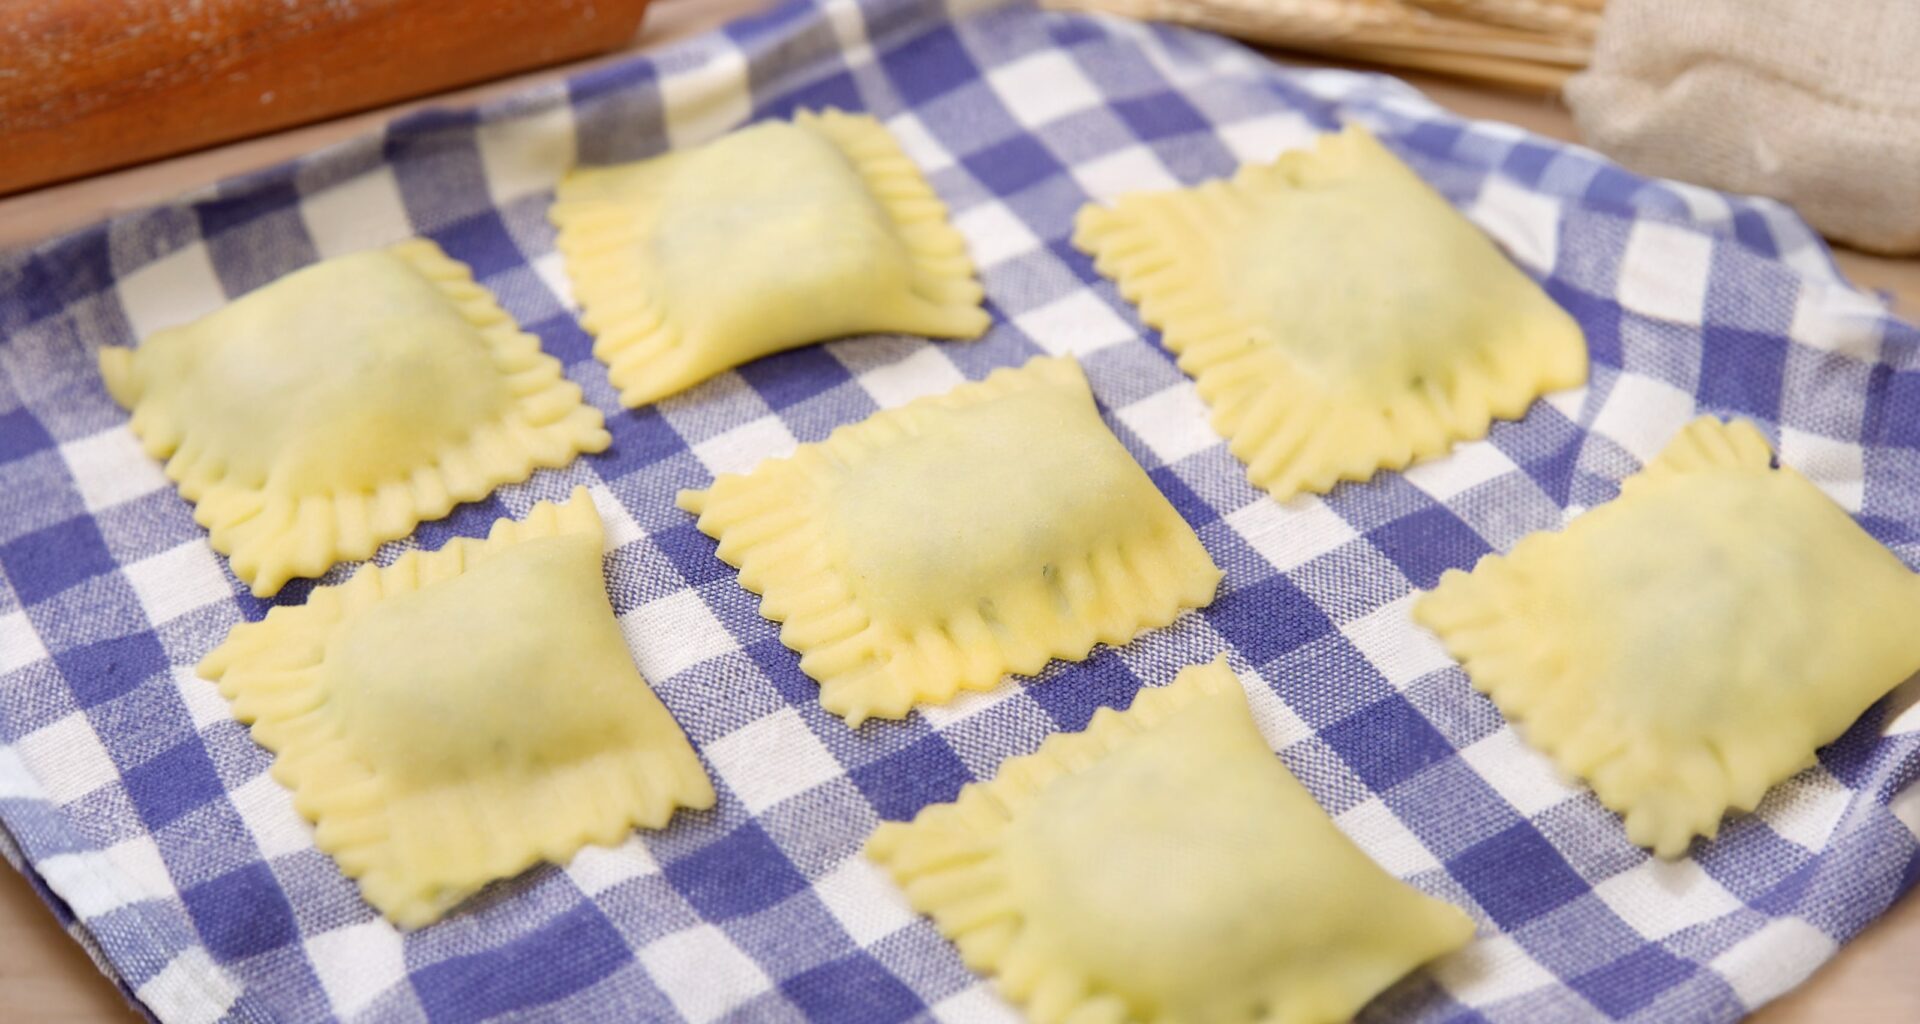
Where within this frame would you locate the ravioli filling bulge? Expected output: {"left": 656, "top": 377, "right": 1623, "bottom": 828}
{"left": 831, "top": 383, "right": 1167, "bottom": 625}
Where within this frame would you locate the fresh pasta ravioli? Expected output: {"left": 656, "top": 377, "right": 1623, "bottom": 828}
{"left": 550, "top": 108, "right": 989, "bottom": 407}
{"left": 678, "top": 356, "right": 1221, "bottom": 725}
{"left": 1416, "top": 417, "right": 1920, "bottom": 857}
{"left": 1074, "top": 125, "right": 1587, "bottom": 501}
{"left": 99, "top": 239, "right": 610, "bottom": 597}
{"left": 868, "top": 658, "right": 1475, "bottom": 1024}
{"left": 198, "top": 489, "right": 714, "bottom": 927}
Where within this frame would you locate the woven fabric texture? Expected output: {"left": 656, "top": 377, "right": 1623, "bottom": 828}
{"left": 0, "top": 0, "right": 1918, "bottom": 1021}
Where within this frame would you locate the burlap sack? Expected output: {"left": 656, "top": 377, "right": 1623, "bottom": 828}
{"left": 1566, "top": 0, "right": 1920, "bottom": 255}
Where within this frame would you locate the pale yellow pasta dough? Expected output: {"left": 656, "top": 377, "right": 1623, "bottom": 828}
{"left": 678, "top": 356, "right": 1221, "bottom": 725}
{"left": 1416, "top": 417, "right": 1920, "bottom": 857}
{"left": 550, "top": 109, "right": 989, "bottom": 407}
{"left": 868, "top": 658, "right": 1475, "bottom": 1024}
{"left": 1073, "top": 125, "right": 1587, "bottom": 501}
{"left": 198, "top": 489, "right": 714, "bottom": 927}
{"left": 99, "top": 239, "right": 610, "bottom": 597}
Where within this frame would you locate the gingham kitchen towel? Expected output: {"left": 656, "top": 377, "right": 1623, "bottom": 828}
{"left": 1, "top": 0, "right": 1917, "bottom": 1021}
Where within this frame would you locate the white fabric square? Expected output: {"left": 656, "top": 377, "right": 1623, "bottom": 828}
{"left": 857, "top": 344, "right": 967, "bottom": 410}
{"left": 589, "top": 486, "right": 647, "bottom": 552}
{"left": 531, "top": 250, "right": 576, "bottom": 311}
{"left": 883, "top": 111, "right": 955, "bottom": 173}
{"left": 0, "top": 747, "right": 38, "bottom": 800}
{"left": 662, "top": 46, "right": 752, "bottom": 149}
{"left": 1402, "top": 439, "right": 1520, "bottom": 502}
{"left": 813, "top": 855, "right": 918, "bottom": 947}
{"left": 704, "top": 707, "right": 841, "bottom": 814}
{"left": 1543, "top": 383, "right": 1589, "bottom": 422}
{"left": 300, "top": 167, "right": 412, "bottom": 260}
{"left": 915, "top": 683, "right": 1018, "bottom": 730}
{"left": 17, "top": 715, "right": 118, "bottom": 804}
{"left": 567, "top": 835, "right": 660, "bottom": 895}
{"left": 1226, "top": 495, "right": 1359, "bottom": 573}
{"left": 307, "top": 920, "right": 407, "bottom": 1020}
{"left": 1712, "top": 918, "right": 1836, "bottom": 1009}
{"left": 0, "top": 611, "right": 48, "bottom": 675}
{"left": 1343, "top": 595, "right": 1454, "bottom": 689}
{"left": 1594, "top": 858, "right": 1742, "bottom": 941}
{"left": 117, "top": 242, "right": 226, "bottom": 340}
{"left": 124, "top": 542, "right": 233, "bottom": 626}
{"left": 1592, "top": 372, "right": 1699, "bottom": 465}
{"left": 1216, "top": 112, "right": 1321, "bottom": 165}
{"left": 1241, "top": 672, "right": 1315, "bottom": 752}
{"left": 1618, "top": 220, "right": 1713, "bottom": 324}
{"left": 1333, "top": 797, "right": 1443, "bottom": 876}
{"left": 1432, "top": 934, "right": 1558, "bottom": 1006}
{"left": 103, "top": 834, "right": 173, "bottom": 906}
{"left": 136, "top": 948, "right": 241, "bottom": 1024}
{"left": 1780, "top": 426, "right": 1865, "bottom": 512}
{"left": 1890, "top": 778, "right": 1920, "bottom": 838}
{"left": 694, "top": 415, "right": 797, "bottom": 478}
{"left": 640, "top": 925, "right": 772, "bottom": 1024}
{"left": 1787, "top": 282, "right": 1886, "bottom": 360}
{"left": 1471, "top": 176, "right": 1561, "bottom": 274}
{"left": 62, "top": 427, "right": 169, "bottom": 511}
{"left": 952, "top": 201, "right": 1040, "bottom": 269}
{"left": 620, "top": 591, "right": 735, "bottom": 683}
{"left": 172, "top": 667, "right": 231, "bottom": 730}
{"left": 478, "top": 101, "right": 576, "bottom": 205}
{"left": 38, "top": 849, "right": 141, "bottom": 918}
{"left": 1757, "top": 772, "right": 1854, "bottom": 850}
{"left": 1072, "top": 145, "right": 1179, "bottom": 202}
{"left": 987, "top": 51, "right": 1102, "bottom": 128}
{"left": 1458, "top": 728, "right": 1581, "bottom": 818}
{"left": 1116, "top": 385, "right": 1218, "bottom": 464}
{"left": 1013, "top": 290, "right": 1136, "bottom": 357}
{"left": 230, "top": 769, "right": 314, "bottom": 859}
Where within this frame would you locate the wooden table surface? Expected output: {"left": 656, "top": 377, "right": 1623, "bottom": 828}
{"left": 2, "top": 1, "right": 1916, "bottom": 1020}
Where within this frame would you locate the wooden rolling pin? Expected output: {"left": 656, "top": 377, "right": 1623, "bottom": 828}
{"left": 0, "top": 0, "right": 653, "bottom": 195}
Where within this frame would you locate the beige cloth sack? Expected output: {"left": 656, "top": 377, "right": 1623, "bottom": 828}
{"left": 1566, "top": 0, "right": 1920, "bottom": 255}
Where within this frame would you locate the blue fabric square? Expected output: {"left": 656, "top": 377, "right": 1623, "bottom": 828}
{"left": 1698, "top": 327, "right": 1788, "bottom": 420}
{"left": 746, "top": 637, "right": 818, "bottom": 706}
{"left": 850, "top": 733, "right": 970, "bottom": 822}
{"left": 1731, "top": 208, "right": 1780, "bottom": 259}
{"left": 1321, "top": 696, "right": 1456, "bottom": 792}
{"left": 413, "top": 904, "right": 633, "bottom": 1023}
{"left": 880, "top": 25, "right": 979, "bottom": 106}
{"left": 124, "top": 739, "right": 226, "bottom": 830}
{"left": 1402, "top": 121, "right": 1465, "bottom": 160}
{"left": 1501, "top": 142, "right": 1556, "bottom": 187}
{"left": 1112, "top": 91, "right": 1209, "bottom": 141}
{"left": 1569, "top": 946, "right": 1697, "bottom": 1018}
{"left": 1449, "top": 823, "right": 1589, "bottom": 929}
{"left": 0, "top": 410, "right": 55, "bottom": 466}
{"left": 1367, "top": 505, "right": 1491, "bottom": 590}
{"left": 737, "top": 346, "right": 854, "bottom": 410}
{"left": 529, "top": 313, "right": 595, "bottom": 365}
{"left": 964, "top": 134, "right": 1065, "bottom": 196}
{"left": 764, "top": 68, "right": 864, "bottom": 117}
{"left": 654, "top": 522, "right": 730, "bottom": 586}
{"left": 182, "top": 864, "right": 298, "bottom": 960}
{"left": 781, "top": 952, "right": 924, "bottom": 1024}
{"left": 1583, "top": 165, "right": 1644, "bottom": 214}
{"left": 1148, "top": 466, "right": 1218, "bottom": 527}
{"left": 10, "top": 225, "right": 113, "bottom": 329}
{"left": 430, "top": 211, "right": 522, "bottom": 280}
{"left": 1549, "top": 281, "right": 1623, "bottom": 369}
{"left": 54, "top": 630, "right": 168, "bottom": 709}
{"left": 1030, "top": 648, "right": 1140, "bottom": 731}
{"left": 1203, "top": 577, "right": 1333, "bottom": 666}
{"left": 663, "top": 822, "right": 809, "bottom": 920}
{"left": 2, "top": 516, "right": 118, "bottom": 605}
{"left": 594, "top": 407, "right": 687, "bottom": 478}
{"left": 410, "top": 494, "right": 507, "bottom": 552}
{"left": 1870, "top": 368, "right": 1920, "bottom": 448}
{"left": 196, "top": 181, "right": 303, "bottom": 239}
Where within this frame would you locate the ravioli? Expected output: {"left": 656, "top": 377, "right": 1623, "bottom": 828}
{"left": 678, "top": 356, "right": 1221, "bottom": 725}
{"left": 550, "top": 108, "right": 989, "bottom": 407}
{"left": 198, "top": 489, "right": 714, "bottom": 927}
{"left": 99, "top": 239, "right": 610, "bottom": 597}
{"left": 867, "top": 658, "right": 1475, "bottom": 1024}
{"left": 1415, "top": 417, "right": 1920, "bottom": 857}
{"left": 1073, "top": 125, "right": 1587, "bottom": 501}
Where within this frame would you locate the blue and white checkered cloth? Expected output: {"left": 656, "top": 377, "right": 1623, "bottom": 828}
{"left": 3, "top": 0, "right": 1919, "bottom": 1020}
